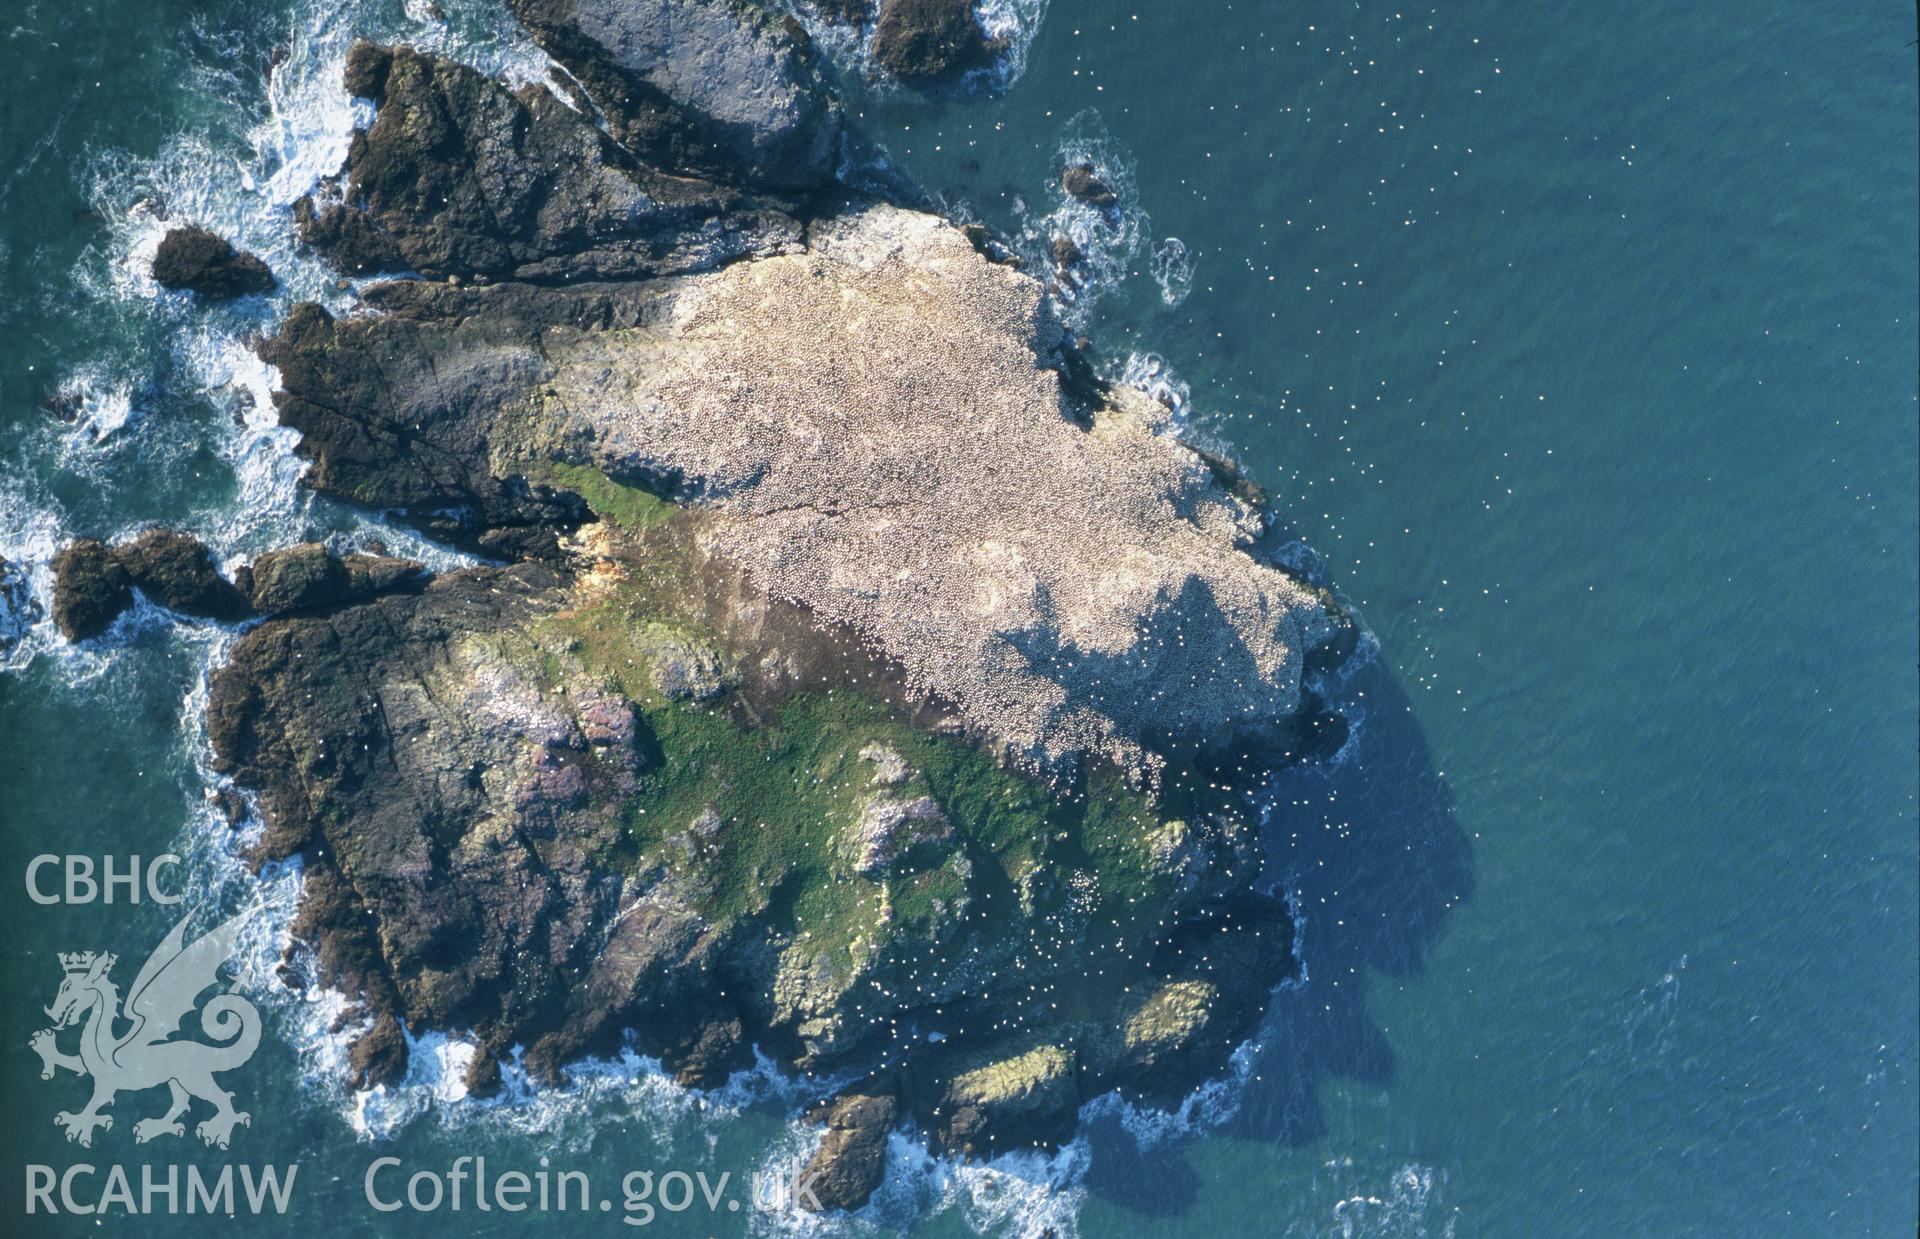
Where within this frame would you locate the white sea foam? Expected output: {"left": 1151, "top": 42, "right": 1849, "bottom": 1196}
{"left": 1013, "top": 112, "right": 1151, "bottom": 327}
{"left": 1117, "top": 350, "right": 1191, "bottom": 426}
{"left": 1150, "top": 236, "right": 1194, "bottom": 306}
{"left": 748, "top": 1126, "right": 1089, "bottom": 1239}
{"left": 50, "top": 363, "right": 145, "bottom": 445}
{"left": 787, "top": 0, "right": 1049, "bottom": 96}
{"left": 1329, "top": 1163, "right": 1455, "bottom": 1239}
{"left": 968, "top": 0, "right": 1049, "bottom": 92}
{"left": 0, "top": 483, "right": 66, "bottom": 671}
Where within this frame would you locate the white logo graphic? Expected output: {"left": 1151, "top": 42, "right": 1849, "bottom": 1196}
{"left": 27, "top": 909, "right": 261, "bottom": 1149}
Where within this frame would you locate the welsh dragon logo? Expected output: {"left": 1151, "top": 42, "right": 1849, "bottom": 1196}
{"left": 27, "top": 909, "right": 261, "bottom": 1149}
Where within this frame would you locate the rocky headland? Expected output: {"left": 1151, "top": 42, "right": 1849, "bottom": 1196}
{"left": 54, "top": 0, "right": 1361, "bottom": 1212}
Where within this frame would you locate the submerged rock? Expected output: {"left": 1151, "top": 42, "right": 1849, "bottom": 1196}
{"left": 1061, "top": 163, "right": 1119, "bottom": 208}
{"left": 151, "top": 226, "right": 275, "bottom": 298}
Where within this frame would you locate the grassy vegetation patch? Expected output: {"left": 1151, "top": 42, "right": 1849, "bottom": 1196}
{"left": 539, "top": 462, "right": 679, "bottom": 531}
{"left": 531, "top": 586, "right": 1191, "bottom": 1020}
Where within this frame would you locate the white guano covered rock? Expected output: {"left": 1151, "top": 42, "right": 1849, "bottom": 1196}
{"left": 550, "top": 205, "right": 1337, "bottom": 772}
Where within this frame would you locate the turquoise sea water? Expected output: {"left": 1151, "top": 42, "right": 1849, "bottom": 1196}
{"left": 1, "top": 1, "right": 1914, "bottom": 1235}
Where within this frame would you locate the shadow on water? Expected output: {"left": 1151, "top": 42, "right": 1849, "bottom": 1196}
{"left": 1083, "top": 655, "right": 1474, "bottom": 1216}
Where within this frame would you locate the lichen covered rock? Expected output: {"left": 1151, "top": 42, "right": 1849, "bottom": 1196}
{"left": 800, "top": 1088, "right": 896, "bottom": 1211}
{"left": 930, "top": 1042, "right": 1079, "bottom": 1156}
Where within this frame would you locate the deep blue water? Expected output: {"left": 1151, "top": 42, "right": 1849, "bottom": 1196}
{"left": 1, "top": 1, "right": 1915, "bottom": 1235}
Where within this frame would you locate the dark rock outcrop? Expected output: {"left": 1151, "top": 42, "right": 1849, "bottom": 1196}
{"left": 1061, "top": 163, "right": 1118, "bottom": 208}
{"left": 50, "top": 539, "right": 132, "bottom": 641}
{"left": 236, "top": 543, "right": 423, "bottom": 615}
{"left": 255, "top": 283, "right": 667, "bottom": 557}
{"left": 342, "top": 37, "right": 393, "bottom": 100}
{"left": 802, "top": 0, "right": 872, "bottom": 24}
{"left": 462, "top": 1046, "right": 505, "bottom": 1098}
{"left": 151, "top": 227, "right": 275, "bottom": 298}
{"left": 116, "top": 528, "right": 251, "bottom": 622}
{"left": 872, "top": 0, "right": 997, "bottom": 81}
{"left": 208, "top": 564, "right": 745, "bottom": 1084}
{"left": 800, "top": 1088, "right": 897, "bottom": 1212}
{"left": 505, "top": 0, "right": 840, "bottom": 192}
{"left": 47, "top": 531, "right": 425, "bottom": 642}
{"left": 664, "top": 1015, "right": 752, "bottom": 1089}
{"left": 295, "top": 44, "right": 803, "bottom": 282}
{"left": 347, "top": 1013, "right": 410, "bottom": 1090}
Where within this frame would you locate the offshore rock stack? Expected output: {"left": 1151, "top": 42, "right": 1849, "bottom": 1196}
{"left": 96, "top": 0, "right": 1374, "bottom": 1214}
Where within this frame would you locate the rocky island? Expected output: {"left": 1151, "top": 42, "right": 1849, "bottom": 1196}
{"left": 56, "top": 1, "right": 1358, "bottom": 1212}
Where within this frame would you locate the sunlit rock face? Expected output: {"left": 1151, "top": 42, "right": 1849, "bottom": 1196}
{"left": 547, "top": 205, "right": 1340, "bottom": 773}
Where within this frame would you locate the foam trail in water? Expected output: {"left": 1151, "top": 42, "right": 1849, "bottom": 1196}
{"left": 1150, "top": 236, "right": 1194, "bottom": 306}
{"left": 1329, "top": 1163, "right": 1455, "bottom": 1238}
{"left": 968, "top": 0, "right": 1049, "bottom": 91}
